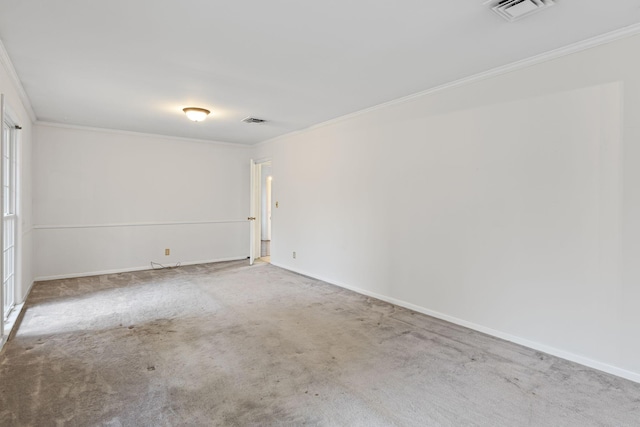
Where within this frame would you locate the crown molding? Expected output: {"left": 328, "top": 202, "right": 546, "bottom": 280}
{"left": 256, "top": 22, "right": 640, "bottom": 148}
{"left": 0, "top": 39, "right": 37, "bottom": 123}
{"left": 35, "top": 121, "right": 251, "bottom": 149}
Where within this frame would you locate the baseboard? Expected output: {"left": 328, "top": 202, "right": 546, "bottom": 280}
{"left": 34, "top": 256, "right": 248, "bottom": 282}
{"left": 271, "top": 262, "right": 640, "bottom": 385}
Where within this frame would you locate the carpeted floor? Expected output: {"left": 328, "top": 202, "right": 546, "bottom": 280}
{"left": 1, "top": 260, "right": 639, "bottom": 426}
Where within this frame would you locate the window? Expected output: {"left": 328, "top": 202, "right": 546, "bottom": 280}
{"left": 2, "top": 118, "right": 17, "bottom": 320}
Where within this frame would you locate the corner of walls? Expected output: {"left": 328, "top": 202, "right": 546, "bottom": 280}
{"left": 0, "top": 39, "right": 37, "bottom": 123}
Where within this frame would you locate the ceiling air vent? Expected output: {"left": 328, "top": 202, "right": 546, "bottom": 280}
{"left": 488, "top": 0, "right": 556, "bottom": 22}
{"left": 242, "top": 117, "right": 267, "bottom": 124}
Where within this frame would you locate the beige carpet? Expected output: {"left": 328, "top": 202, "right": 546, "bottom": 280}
{"left": 1, "top": 260, "right": 639, "bottom": 426}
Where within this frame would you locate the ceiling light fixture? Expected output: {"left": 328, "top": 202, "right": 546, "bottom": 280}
{"left": 183, "top": 107, "right": 210, "bottom": 122}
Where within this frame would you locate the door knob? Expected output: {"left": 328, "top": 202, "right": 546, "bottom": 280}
{"left": 248, "top": 217, "right": 256, "bottom": 221}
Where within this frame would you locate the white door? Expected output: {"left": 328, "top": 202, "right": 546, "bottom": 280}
{"left": 248, "top": 159, "right": 256, "bottom": 265}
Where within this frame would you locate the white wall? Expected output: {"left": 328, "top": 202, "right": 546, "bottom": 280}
{"left": 0, "top": 44, "right": 34, "bottom": 306}
{"left": 34, "top": 124, "right": 251, "bottom": 279}
{"left": 253, "top": 34, "right": 640, "bottom": 381}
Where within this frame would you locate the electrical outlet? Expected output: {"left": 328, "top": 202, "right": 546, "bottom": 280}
{"left": 165, "top": 248, "right": 170, "bottom": 256}
{"left": 292, "top": 251, "right": 296, "bottom": 259}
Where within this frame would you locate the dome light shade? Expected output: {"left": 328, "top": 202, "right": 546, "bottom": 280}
{"left": 183, "top": 107, "right": 210, "bottom": 122}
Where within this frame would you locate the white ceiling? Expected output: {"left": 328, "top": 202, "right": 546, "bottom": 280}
{"left": 0, "top": 0, "right": 639, "bottom": 145}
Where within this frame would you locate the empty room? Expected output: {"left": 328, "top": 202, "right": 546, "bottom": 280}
{"left": 1, "top": 1, "right": 640, "bottom": 425}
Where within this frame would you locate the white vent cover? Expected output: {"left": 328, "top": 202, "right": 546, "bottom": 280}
{"left": 488, "top": 0, "right": 556, "bottom": 22}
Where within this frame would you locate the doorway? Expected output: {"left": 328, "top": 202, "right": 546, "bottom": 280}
{"left": 259, "top": 162, "right": 272, "bottom": 262}
{"left": 250, "top": 160, "right": 272, "bottom": 264}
